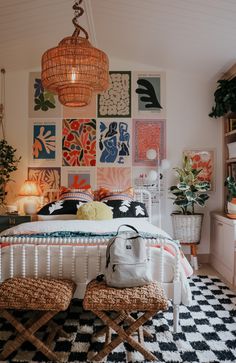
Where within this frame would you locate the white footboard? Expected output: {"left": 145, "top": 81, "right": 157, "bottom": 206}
{"left": 0, "top": 236, "right": 182, "bottom": 332}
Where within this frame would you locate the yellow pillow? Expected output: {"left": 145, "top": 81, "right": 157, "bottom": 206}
{"left": 77, "top": 201, "right": 113, "bottom": 220}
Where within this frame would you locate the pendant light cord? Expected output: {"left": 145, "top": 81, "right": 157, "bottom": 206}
{"left": 0, "top": 68, "right": 6, "bottom": 140}
{"left": 72, "top": 0, "right": 89, "bottom": 39}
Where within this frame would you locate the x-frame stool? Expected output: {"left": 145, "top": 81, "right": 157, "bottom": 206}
{"left": 83, "top": 280, "right": 169, "bottom": 361}
{"left": 0, "top": 277, "right": 76, "bottom": 362}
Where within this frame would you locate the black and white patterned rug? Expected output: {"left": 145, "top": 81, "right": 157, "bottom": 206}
{"left": 0, "top": 275, "right": 236, "bottom": 363}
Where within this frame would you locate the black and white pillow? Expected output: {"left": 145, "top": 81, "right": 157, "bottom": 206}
{"left": 103, "top": 200, "right": 148, "bottom": 218}
{"left": 38, "top": 200, "right": 85, "bottom": 217}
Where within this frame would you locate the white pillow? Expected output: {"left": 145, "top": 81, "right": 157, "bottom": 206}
{"left": 37, "top": 214, "right": 77, "bottom": 221}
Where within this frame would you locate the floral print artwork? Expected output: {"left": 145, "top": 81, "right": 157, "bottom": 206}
{"left": 33, "top": 124, "right": 56, "bottom": 159}
{"left": 28, "top": 167, "right": 61, "bottom": 192}
{"left": 184, "top": 150, "right": 214, "bottom": 190}
{"left": 62, "top": 119, "right": 96, "bottom": 167}
{"left": 98, "top": 71, "right": 131, "bottom": 117}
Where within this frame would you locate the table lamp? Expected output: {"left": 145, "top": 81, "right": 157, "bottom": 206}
{"left": 19, "top": 180, "right": 42, "bottom": 215}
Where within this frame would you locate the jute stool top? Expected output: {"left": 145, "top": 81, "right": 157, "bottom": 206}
{"left": 0, "top": 277, "right": 76, "bottom": 311}
{"left": 83, "top": 280, "right": 169, "bottom": 311}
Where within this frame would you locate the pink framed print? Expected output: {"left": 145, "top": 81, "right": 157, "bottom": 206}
{"left": 133, "top": 119, "right": 166, "bottom": 166}
{"left": 97, "top": 167, "right": 132, "bottom": 190}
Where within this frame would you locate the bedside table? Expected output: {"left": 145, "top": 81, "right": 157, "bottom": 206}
{"left": 0, "top": 215, "right": 32, "bottom": 233}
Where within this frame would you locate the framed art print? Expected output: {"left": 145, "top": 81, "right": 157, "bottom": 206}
{"left": 183, "top": 149, "right": 215, "bottom": 191}
{"left": 62, "top": 119, "right": 96, "bottom": 167}
{"left": 133, "top": 119, "right": 166, "bottom": 166}
{"left": 97, "top": 71, "right": 131, "bottom": 118}
{"left": 97, "top": 167, "right": 132, "bottom": 190}
{"left": 97, "top": 119, "right": 131, "bottom": 166}
{"left": 28, "top": 72, "right": 61, "bottom": 118}
{"left": 28, "top": 119, "right": 61, "bottom": 166}
{"left": 61, "top": 167, "right": 96, "bottom": 189}
{"left": 133, "top": 71, "right": 166, "bottom": 119}
{"left": 28, "top": 167, "right": 61, "bottom": 192}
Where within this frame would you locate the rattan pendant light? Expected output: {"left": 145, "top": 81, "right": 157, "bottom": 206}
{"left": 41, "top": 0, "right": 109, "bottom": 107}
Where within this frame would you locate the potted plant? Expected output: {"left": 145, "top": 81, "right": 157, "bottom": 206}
{"left": 209, "top": 76, "right": 236, "bottom": 118}
{"left": 224, "top": 176, "right": 236, "bottom": 216}
{"left": 169, "top": 156, "right": 210, "bottom": 243}
{"left": 0, "top": 139, "right": 21, "bottom": 208}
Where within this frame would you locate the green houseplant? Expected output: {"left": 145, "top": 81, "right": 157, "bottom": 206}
{"left": 169, "top": 156, "right": 210, "bottom": 243}
{"left": 209, "top": 77, "right": 236, "bottom": 118}
{"left": 0, "top": 139, "right": 21, "bottom": 206}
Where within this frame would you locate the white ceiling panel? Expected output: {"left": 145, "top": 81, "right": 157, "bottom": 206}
{"left": 0, "top": 0, "right": 236, "bottom": 79}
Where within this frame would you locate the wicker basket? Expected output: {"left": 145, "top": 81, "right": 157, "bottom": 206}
{"left": 171, "top": 213, "right": 203, "bottom": 243}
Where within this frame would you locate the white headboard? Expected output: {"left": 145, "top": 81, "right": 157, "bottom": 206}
{"left": 43, "top": 188, "right": 152, "bottom": 223}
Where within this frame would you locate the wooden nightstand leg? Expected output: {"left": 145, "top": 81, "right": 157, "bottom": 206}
{"left": 190, "top": 244, "right": 198, "bottom": 270}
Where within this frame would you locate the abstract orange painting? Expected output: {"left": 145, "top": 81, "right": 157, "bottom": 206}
{"left": 133, "top": 119, "right": 166, "bottom": 166}
{"left": 183, "top": 149, "right": 214, "bottom": 190}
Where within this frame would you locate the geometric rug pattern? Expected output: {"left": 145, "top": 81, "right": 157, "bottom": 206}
{"left": 0, "top": 275, "right": 235, "bottom": 363}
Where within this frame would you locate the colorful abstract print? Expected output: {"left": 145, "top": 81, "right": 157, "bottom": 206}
{"left": 34, "top": 78, "right": 56, "bottom": 112}
{"left": 99, "top": 120, "right": 131, "bottom": 165}
{"left": 98, "top": 71, "right": 131, "bottom": 117}
{"left": 33, "top": 124, "right": 56, "bottom": 159}
{"left": 62, "top": 119, "right": 96, "bottom": 167}
{"left": 68, "top": 172, "right": 91, "bottom": 189}
{"left": 28, "top": 167, "right": 61, "bottom": 192}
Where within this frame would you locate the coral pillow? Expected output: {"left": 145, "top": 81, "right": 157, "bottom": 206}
{"left": 96, "top": 187, "right": 134, "bottom": 201}
{"left": 77, "top": 202, "right": 113, "bottom": 220}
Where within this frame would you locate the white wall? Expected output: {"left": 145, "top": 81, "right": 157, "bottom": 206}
{"left": 3, "top": 58, "right": 223, "bottom": 254}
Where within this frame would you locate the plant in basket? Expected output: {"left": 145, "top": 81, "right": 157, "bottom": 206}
{"left": 169, "top": 156, "right": 210, "bottom": 243}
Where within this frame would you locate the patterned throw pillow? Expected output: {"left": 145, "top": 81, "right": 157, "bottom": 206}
{"left": 37, "top": 199, "right": 85, "bottom": 216}
{"left": 59, "top": 187, "right": 94, "bottom": 202}
{"left": 103, "top": 200, "right": 148, "bottom": 218}
{"left": 96, "top": 187, "right": 134, "bottom": 202}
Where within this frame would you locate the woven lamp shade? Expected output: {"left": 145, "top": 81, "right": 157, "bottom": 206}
{"left": 41, "top": 36, "right": 109, "bottom": 107}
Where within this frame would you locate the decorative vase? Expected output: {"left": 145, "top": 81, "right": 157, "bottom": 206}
{"left": 171, "top": 213, "right": 203, "bottom": 243}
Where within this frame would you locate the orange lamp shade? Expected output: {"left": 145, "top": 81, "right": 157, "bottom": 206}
{"left": 19, "top": 180, "right": 42, "bottom": 197}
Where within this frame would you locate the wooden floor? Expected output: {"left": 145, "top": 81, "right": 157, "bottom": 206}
{"left": 194, "top": 263, "right": 236, "bottom": 293}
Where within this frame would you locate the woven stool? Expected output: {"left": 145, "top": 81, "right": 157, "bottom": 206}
{"left": 0, "top": 277, "right": 76, "bottom": 362}
{"left": 83, "top": 280, "right": 169, "bottom": 361}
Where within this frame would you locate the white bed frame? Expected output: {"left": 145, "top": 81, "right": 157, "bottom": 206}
{"left": 0, "top": 189, "right": 182, "bottom": 332}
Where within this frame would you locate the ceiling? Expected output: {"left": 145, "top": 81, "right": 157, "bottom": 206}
{"left": 1, "top": 0, "right": 236, "bottom": 80}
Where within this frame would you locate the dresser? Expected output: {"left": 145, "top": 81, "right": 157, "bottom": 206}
{"left": 210, "top": 212, "right": 236, "bottom": 285}
{"left": 0, "top": 215, "right": 32, "bottom": 233}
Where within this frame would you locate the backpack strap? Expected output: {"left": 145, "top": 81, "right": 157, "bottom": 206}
{"left": 116, "top": 224, "right": 139, "bottom": 235}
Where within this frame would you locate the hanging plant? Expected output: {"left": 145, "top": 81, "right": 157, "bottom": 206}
{"left": 0, "top": 139, "right": 21, "bottom": 205}
{"left": 209, "top": 76, "right": 236, "bottom": 118}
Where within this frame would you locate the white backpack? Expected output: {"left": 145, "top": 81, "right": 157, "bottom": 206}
{"left": 104, "top": 224, "right": 153, "bottom": 288}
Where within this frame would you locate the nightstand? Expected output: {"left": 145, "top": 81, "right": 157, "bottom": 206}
{"left": 0, "top": 215, "right": 32, "bottom": 233}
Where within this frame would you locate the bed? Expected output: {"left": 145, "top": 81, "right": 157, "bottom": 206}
{"left": 0, "top": 188, "right": 193, "bottom": 332}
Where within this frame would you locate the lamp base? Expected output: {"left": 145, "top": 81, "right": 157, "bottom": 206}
{"left": 23, "top": 201, "right": 37, "bottom": 215}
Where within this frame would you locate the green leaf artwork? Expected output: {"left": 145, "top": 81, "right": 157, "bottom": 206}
{"left": 34, "top": 78, "right": 56, "bottom": 112}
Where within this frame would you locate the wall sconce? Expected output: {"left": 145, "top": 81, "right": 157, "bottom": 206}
{"left": 19, "top": 180, "right": 42, "bottom": 215}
